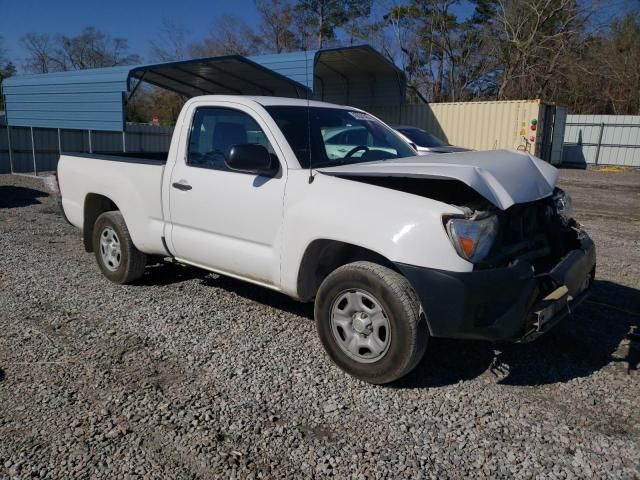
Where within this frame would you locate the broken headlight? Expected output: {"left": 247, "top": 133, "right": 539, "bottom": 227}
{"left": 445, "top": 214, "right": 499, "bottom": 264}
{"left": 553, "top": 189, "right": 573, "bottom": 225}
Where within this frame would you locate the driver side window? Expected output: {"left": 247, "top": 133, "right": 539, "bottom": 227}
{"left": 187, "top": 107, "right": 271, "bottom": 171}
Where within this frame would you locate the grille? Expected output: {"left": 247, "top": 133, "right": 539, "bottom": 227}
{"left": 483, "top": 198, "right": 579, "bottom": 272}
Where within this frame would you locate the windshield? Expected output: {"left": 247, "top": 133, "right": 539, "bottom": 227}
{"left": 396, "top": 127, "right": 449, "bottom": 148}
{"left": 265, "top": 106, "right": 416, "bottom": 168}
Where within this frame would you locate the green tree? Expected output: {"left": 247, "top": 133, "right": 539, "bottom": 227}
{"left": 0, "top": 61, "right": 16, "bottom": 80}
{"left": 294, "top": 0, "right": 358, "bottom": 48}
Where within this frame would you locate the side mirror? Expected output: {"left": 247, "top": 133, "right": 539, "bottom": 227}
{"left": 408, "top": 142, "right": 418, "bottom": 151}
{"left": 225, "top": 144, "right": 278, "bottom": 176}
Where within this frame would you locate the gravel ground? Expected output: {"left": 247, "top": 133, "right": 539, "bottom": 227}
{"left": 0, "top": 168, "right": 639, "bottom": 479}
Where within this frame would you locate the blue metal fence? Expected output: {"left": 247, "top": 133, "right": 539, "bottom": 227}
{"left": 0, "top": 122, "right": 173, "bottom": 175}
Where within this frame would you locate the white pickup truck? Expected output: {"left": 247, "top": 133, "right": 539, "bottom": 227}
{"left": 58, "top": 96, "right": 596, "bottom": 384}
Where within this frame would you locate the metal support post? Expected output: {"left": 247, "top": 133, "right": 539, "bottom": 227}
{"left": 30, "top": 126, "right": 37, "bottom": 176}
{"left": 6, "top": 125, "right": 13, "bottom": 174}
{"left": 594, "top": 122, "right": 605, "bottom": 166}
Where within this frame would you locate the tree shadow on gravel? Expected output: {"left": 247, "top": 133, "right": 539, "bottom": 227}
{"left": 0, "top": 186, "right": 48, "bottom": 208}
{"left": 393, "top": 280, "right": 639, "bottom": 389}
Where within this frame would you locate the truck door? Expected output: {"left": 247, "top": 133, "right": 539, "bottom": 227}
{"left": 167, "top": 104, "right": 286, "bottom": 287}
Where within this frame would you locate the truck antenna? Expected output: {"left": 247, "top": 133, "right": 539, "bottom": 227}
{"left": 305, "top": 47, "right": 314, "bottom": 184}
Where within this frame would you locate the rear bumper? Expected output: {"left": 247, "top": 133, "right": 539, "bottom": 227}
{"left": 395, "top": 233, "right": 596, "bottom": 342}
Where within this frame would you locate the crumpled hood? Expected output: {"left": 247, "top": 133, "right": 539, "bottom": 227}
{"left": 316, "top": 150, "right": 558, "bottom": 210}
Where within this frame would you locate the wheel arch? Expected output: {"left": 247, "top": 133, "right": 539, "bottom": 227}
{"left": 296, "top": 239, "right": 399, "bottom": 302}
{"left": 83, "top": 193, "right": 120, "bottom": 252}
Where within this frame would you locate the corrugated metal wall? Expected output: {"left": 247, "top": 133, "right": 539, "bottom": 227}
{"left": 0, "top": 115, "right": 9, "bottom": 174}
{"left": 313, "top": 47, "right": 405, "bottom": 108}
{"left": 2, "top": 66, "right": 131, "bottom": 131}
{"left": 562, "top": 115, "right": 640, "bottom": 166}
{"left": 0, "top": 123, "right": 173, "bottom": 174}
{"left": 249, "top": 51, "right": 317, "bottom": 90}
{"left": 366, "top": 100, "right": 544, "bottom": 154}
{"left": 250, "top": 46, "right": 405, "bottom": 108}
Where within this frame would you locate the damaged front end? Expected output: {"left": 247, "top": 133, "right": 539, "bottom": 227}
{"left": 397, "top": 188, "right": 596, "bottom": 342}
{"left": 445, "top": 188, "right": 582, "bottom": 272}
{"left": 317, "top": 152, "right": 595, "bottom": 341}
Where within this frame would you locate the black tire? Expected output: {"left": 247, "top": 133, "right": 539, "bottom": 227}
{"left": 92, "top": 211, "right": 146, "bottom": 284}
{"left": 315, "top": 261, "right": 428, "bottom": 384}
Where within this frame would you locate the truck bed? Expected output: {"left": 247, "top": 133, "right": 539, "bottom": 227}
{"left": 57, "top": 153, "right": 168, "bottom": 256}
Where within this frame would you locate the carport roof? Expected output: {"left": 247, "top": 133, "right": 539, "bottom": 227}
{"left": 128, "top": 55, "right": 311, "bottom": 98}
{"left": 2, "top": 45, "right": 404, "bottom": 132}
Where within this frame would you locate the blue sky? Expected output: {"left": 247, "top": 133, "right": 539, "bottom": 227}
{"left": 0, "top": 0, "right": 262, "bottom": 64}
{"left": 1, "top": 0, "right": 635, "bottom": 69}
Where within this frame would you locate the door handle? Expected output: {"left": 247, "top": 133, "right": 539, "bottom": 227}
{"left": 172, "top": 182, "right": 192, "bottom": 191}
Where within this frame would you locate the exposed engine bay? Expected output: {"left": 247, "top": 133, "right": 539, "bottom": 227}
{"left": 474, "top": 195, "right": 583, "bottom": 272}
{"left": 339, "top": 175, "right": 583, "bottom": 272}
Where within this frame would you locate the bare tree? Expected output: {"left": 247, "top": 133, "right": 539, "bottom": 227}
{"left": 21, "top": 33, "right": 56, "bottom": 73}
{"left": 55, "top": 27, "right": 141, "bottom": 70}
{"left": 380, "top": 2, "right": 430, "bottom": 101}
{"left": 21, "top": 27, "right": 140, "bottom": 73}
{"left": 0, "top": 35, "right": 6, "bottom": 65}
{"left": 255, "top": 0, "right": 300, "bottom": 53}
{"left": 562, "top": 11, "right": 640, "bottom": 114}
{"left": 0, "top": 36, "right": 16, "bottom": 93}
{"left": 597, "top": 13, "right": 640, "bottom": 114}
{"left": 479, "top": 0, "right": 590, "bottom": 100}
{"left": 150, "top": 19, "right": 190, "bottom": 61}
{"left": 189, "top": 15, "right": 262, "bottom": 57}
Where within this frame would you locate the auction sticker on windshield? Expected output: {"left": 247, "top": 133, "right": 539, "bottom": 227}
{"left": 348, "top": 111, "right": 374, "bottom": 121}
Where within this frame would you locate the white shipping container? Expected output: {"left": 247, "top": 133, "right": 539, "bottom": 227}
{"left": 367, "top": 99, "right": 551, "bottom": 158}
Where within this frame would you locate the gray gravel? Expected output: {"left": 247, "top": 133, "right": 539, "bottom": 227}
{"left": 0, "top": 168, "right": 639, "bottom": 479}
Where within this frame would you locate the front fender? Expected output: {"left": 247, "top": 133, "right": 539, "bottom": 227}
{"left": 279, "top": 170, "right": 473, "bottom": 296}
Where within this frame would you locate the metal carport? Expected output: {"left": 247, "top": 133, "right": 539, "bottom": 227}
{"left": 249, "top": 45, "right": 405, "bottom": 108}
{"left": 0, "top": 44, "right": 405, "bottom": 173}
{"left": 2, "top": 55, "right": 310, "bottom": 132}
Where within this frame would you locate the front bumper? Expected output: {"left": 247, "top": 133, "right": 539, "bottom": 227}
{"left": 395, "top": 233, "right": 596, "bottom": 342}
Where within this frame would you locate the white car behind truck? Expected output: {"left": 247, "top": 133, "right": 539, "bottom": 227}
{"left": 57, "top": 96, "right": 596, "bottom": 384}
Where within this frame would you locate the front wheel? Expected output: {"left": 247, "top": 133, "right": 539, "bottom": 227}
{"left": 315, "top": 261, "right": 428, "bottom": 384}
{"left": 92, "top": 211, "right": 146, "bottom": 284}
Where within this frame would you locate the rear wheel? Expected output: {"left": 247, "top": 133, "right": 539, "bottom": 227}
{"left": 92, "top": 211, "right": 146, "bottom": 284}
{"left": 315, "top": 261, "right": 428, "bottom": 384}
